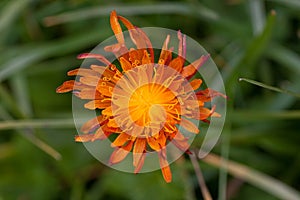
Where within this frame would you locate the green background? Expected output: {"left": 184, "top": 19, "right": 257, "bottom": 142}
{"left": 0, "top": 0, "right": 300, "bottom": 199}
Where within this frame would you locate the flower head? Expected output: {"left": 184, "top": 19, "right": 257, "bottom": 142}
{"left": 57, "top": 10, "right": 225, "bottom": 183}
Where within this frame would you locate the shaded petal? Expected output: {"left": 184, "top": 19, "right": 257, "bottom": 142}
{"left": 80, "top": 76, "right": 99, "bottom": 86}
{"left": 134, "top": 152, "right": 146, "bottom": 174}
{"left": 133, "top": 138, "right": 146, "bottom": 168}
{"left": 75, "top": 128, "right": 106, "bottom": 142}
{"left": 74, "top": 89, "right": 102, "bottom": 100}
{"left": 170, "top": 131, "right": 190, "bottom": 152}
{"left": 80, "top": 115, "right": 106, "bottom": 133}
{"left": 180, "top": 118, "right": 199, "bottom": 134}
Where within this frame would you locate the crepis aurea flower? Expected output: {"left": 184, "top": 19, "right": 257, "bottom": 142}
{"left": 57, "top": 10, "right": 226, "bottom": 183}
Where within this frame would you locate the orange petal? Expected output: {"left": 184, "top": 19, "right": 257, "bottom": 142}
{"left": 196, "top": 88, "right": 227, "bottom": 102}
{"left": 147, "top": 137, "right": 161, "bottom": 151}
{"left": 111, "top": 132, "right": 130, "bottom": 147}
{"left": 177, "top": 30, "right": 186, "bottom": 58}
{"left": 102, "top": 106, "right": 113, "bottom": 116}
{"left": 84, "top": 99, "right": 111, "bottom": 110}
{"left": 107, "top": 118, "right": 119, "bottom": 128}
{"left": 77, "top": 53, "right": 111, "bottom": 66}
{"left": 56, "top": 80, "right": 75, "bottom": 93}
{"left": 74, "top": 89, "right": 102, "bottom": 100}
{"left": 109, "top": 140, "right": 133, "bottom": 165}
{"left": 170, "top": 131, "right": 189, "bottom": 152}
{"left": 168, "top": 57, "right": 184, "bottom": 72}
{"left": 181, "top": 54, "right": 210, "bottom": 78}
{"left": 194, "top": 105, "right": 218, "bottom": 120}
{"left": 133, "top": 138, "right": 146, "bottom": 168}
{"left": 189, "top": 79, "right": 203, "bottom": 91}
{"left": 142, "top": 50, "right": 151, "bottom": 64}
{"left": 156, "top": 132, "right": 167, "bottom": 147}
{"left": 67, "top": 68, "right": 99, "bottom": 77}
{"left": 80, "top": 115, "right": 106, "bottom": 133}
{"left": 110, "top": 10, "right": 125, "bottom": 44}
{"left": 120, "top": 57, "right": 132, "bottom": 71}
{"left": 136, "top": 28, "right": 154, "bottom": 63}
{"left": 180, "top": 118, "right": 199, "bottom": 134}
{"left": 134, "top": 152, "right": 146, "bottom": 174}
{"left": 80, "top": 76, "right": 99, "bottom": 86}
{"left": 90, "top": 65, "right": 106, "bottom": 74}
{"left": 96, "top": 81, "right": 115, "bottom": 97}
{"left": 158, "top": 149, "right": 172, "bottom": 183}
{"left": 158, "top": 35, "right": 172, "bottom": 65}
{"left": 75, "top": 128, "right": 106, "bottom": 142}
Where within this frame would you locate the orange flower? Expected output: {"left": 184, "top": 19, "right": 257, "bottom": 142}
{"left": 57, "top": 10, "right": 225, "bottom": 183}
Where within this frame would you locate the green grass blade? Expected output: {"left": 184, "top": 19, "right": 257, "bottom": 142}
{"left": 0, "top": 118, "right": 75, "bottom": 130}
{"left": 224, "top": 10, "right": 276, "bottom": 91}
{"left": 43, "top": 3, "right": 219, "bottom": 26}
{"left": 0, "top": 28, "right": 109, "bottom": 82}
{"left": 202, "top": 153, "right": 300, "bottom": 200}
{"left": 267, "top": 0, "right": 300, "bottom": 9}
{"left": 239, "top": 77, "right": 300, "bottom": 98}
{"left": 249, "top": 0, "right": 266, "bottom": 35}
{"left": 0, "top": 0, "right": 32, "bottom": 34}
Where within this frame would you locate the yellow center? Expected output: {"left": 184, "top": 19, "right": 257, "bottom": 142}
{"left": 128, "top": 83, "right": 175, "bottom": 126}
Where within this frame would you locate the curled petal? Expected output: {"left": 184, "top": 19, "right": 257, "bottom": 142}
{"left": 110, "top": 10, "right": 125, "bottom": 44}
{"left": 181, "top": 54, "right": 210, "bottom": 78}
{"left": 177, "top": 30, "right": 186, "bottom": 59}
{"left": 196, "top": 88, "right": 227, "bottom": 102}
{"left": 193, "top": 105, "right": 219, "bottom": 121}
{"left": 77, "top": 53, "right": 111, "bottom": 66}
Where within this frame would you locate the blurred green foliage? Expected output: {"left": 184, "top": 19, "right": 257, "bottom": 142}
{"left": 0, "top": 0, "right": 300, "bottom": 199}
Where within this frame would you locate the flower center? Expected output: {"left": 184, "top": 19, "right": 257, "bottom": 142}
{"left": 128, "top": 83, "right": 171, "bottom": 126}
